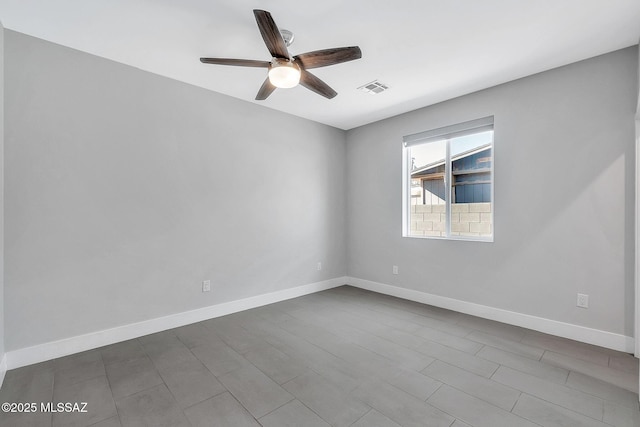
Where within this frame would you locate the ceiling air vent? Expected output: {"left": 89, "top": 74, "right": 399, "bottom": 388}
{"left": 358, "top": 80, "right": 389, "bottom": 95}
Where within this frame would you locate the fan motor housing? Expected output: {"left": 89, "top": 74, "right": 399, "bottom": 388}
{"left": 280, "top": 29, "right": 294, "bottom": 47}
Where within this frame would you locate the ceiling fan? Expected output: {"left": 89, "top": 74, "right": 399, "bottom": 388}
{"left": 200, "top": 9, "right": 362, "bottom": 100}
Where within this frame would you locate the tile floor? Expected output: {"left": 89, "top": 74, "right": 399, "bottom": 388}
{"left": 0, "top": 285, "right": 638, "bottom": 427}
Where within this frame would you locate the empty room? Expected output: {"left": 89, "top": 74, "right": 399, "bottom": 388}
{"left": 0, "top": 1, "right": 639, "bottom": 426}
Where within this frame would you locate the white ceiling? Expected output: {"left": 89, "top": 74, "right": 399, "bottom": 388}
{"left": 1, "top": 0, "right": 639, "bottom": 130}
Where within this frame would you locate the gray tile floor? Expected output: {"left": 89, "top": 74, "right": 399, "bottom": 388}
{"left": 1, "top": 285, "right": 638, "bottom": 427}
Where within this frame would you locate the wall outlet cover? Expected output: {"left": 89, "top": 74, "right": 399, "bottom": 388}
{"left": 577, "top": 293, "right": 589, "bottom": 308}
{"left": 202, "top": 280, "right": 211, "bottom": 292}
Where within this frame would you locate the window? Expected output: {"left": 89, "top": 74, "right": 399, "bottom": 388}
{"left": 402, "top": 117, "right": 494, "bottom": 241}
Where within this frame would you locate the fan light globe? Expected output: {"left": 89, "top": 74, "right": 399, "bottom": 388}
{"left": 268, "top": 62, "right": 301, "bottom": 88}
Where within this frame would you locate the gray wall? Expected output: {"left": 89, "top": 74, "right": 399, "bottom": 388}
{"left": 4, "top": 31, "right": 347, "bottom": 351}
{"left": 637, "top": 43, "right": 640, "bottom": 113}
{"left": 346, "top": 47, "right": 638, "bottom": 337}
{"left": 0, "top": 22, "right": 5, "bottom": 362}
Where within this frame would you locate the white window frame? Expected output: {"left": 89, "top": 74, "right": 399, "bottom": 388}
{"left": 402, "top": 116, "right": 494, "bottom": 242}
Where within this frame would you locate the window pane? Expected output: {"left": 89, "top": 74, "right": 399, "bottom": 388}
{"left": 409, "top": 140, "right": 446, "bottom": 237}
{"left": 450, "top": 131, "right": 493, "bottom": 238}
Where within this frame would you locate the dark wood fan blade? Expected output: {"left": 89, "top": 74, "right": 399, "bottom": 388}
{"left": 294, "top": 47, "right": 362, "bottom": 69}
{"left": 255, "top": 77, "right": 277, "bottom": 100}
{"left": 299, "top": 70, "right": 337, "bottom": 99}
{"left": 200, "top": 58, "right": 270, "bottom": 67}
{"left": 253, "top": 10, "right": 290, "bottom": 59}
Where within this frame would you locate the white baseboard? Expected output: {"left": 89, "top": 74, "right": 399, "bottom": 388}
{"left": 6, "top": 277, "right": 347, "bottom": 370}
{"left": 0, "top": 354, "right": 7, "bottom": 388}
{"left": 6, "top": 275, "right": 633, "bottom": 371}
{"left": 347, "top": 276, "right": 635, "bottom": 353}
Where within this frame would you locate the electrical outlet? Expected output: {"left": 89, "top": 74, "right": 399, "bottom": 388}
{"left": 202, "top": 280, "right": 211, "bottom": 292}
{"left": 577, "top": 293, "right": 589, "bottom": 308}
{"left": 317, "top": 262, "right": 322, "bottom": 271}
{"left": 392, "top": 265, "right": 399, "bottom": 275}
